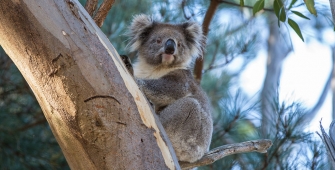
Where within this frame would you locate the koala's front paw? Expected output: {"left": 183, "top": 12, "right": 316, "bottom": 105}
{"left": 120, "top": 55, "right": 134, "bottom": 76}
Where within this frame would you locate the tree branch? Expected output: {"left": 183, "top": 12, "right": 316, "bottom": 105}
{"left": 329, "top": 0, "right": 335, "bottom": 23}
{"left": 84, "top": 0, "right": 98, "bottom": 16}
{"left": 218, "top": 0, "right": 274, "bottom": 12}
{"left": 180, "top": 139, "right": 272, "bottom": 169}
{"left": 93, "top": 0, "right": 116, "bottom": 27}
{"left": 302, "top": 64, "right": 332, "bottom": 123}
{"left": 0, "top": 0, "right": 179, "bottom": 168}
{"left": 193, "top": 0, "right": 263, "bottom": 82}
{"left": 194, "top": 0, "right": 220, "bottom": 83}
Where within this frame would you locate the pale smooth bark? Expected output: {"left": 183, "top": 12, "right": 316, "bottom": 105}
{"left": 260, "top": 13, "right": 328, "bottom": 134}
{"left": 331, "top": 0, "right": 335, "bottom": 119}
{"left": 0, "top": 0, "right": 179, "bottom": 169}
{"left": 261, "top": 14, "right": 292, "bottom": 136}
{"left": 321, "top": 1, "right": 335, "bottom": 167}
{"left": 180, "top": 139, "right": 272, "bottom": 170}
{"left": 330, "top": 0, "right": 335, "bottom": 22}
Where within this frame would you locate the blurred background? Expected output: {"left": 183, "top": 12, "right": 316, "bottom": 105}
{"left": 1, "top": 0, "right": 334, "bottom": 169}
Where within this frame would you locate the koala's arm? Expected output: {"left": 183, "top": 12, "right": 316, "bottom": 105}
{"left": 120, "top": 55, "right": 134, "bottom": 76}
{"left": 137, "top": 71, "right": 190, "bottom": 106}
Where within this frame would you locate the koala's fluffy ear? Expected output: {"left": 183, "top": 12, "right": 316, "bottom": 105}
{"left": 128, "top": 14, "right": 155, "bottom": 52}
{"left": 181, "top": 22, "right": 205, "bottom": 58}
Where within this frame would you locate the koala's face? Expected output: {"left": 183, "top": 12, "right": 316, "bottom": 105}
{"left": 128, "top": 15, "right": 204, "bottom": 68}
{"left": 139, "top": 24, "right": 192, "bottom": 67}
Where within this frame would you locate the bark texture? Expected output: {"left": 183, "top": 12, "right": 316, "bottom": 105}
{"left": 85, "top": 0, "right": 98, "bottom": 16}
{"left": 0, "top": 0, "right": 179, "bottom": 169}
{"left": 93, "top": 0, "right": 115, "bottom": 27}
{"left": 180, "top": 139, "right": 272, "bottom": 169}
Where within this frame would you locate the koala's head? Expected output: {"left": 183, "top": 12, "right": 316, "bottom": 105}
{"left": 128, "top": 14, "right": 204, "bottom": 68}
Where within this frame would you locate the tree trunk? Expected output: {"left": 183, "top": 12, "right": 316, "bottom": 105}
{"left": 0, "top": 0, "right": 179, "bottom": 169}
{"left": 330, "top": 0, "right": 335, "bottom": 120}
{"left": 330, "top": 0, "right": 335, "bottom": 23}
{"left": 261, "top": 14, "right": 292, "bottom": 136}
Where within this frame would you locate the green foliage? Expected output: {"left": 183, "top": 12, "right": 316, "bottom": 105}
{"left": 200, "top": 99, "right": 331, "bottom": 170}
{"left": 288, "top": 18, "right": 304, "bottom": 41}
{"left": 304, "top": 0, "right": 317, "bottom": 16}
{"left": 253, "top": 0, "right": 265, "bottom": 15}
{"left": 273, "top": 0, "right": 286, "bottom": 23}
{"left": 240, "top": 0, "right": 244, "bottom": 7}
{"left": 266, "top": 0, "right": 320, "bottom": 42}
{"left": 288, "top": 0, "right": 298, "bottom": 10}
{"left": 291, "top": 10, "right": 310, "bottom": 20}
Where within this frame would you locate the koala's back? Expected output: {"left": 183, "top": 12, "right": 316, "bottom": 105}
{"left": 155, "top": 69, "right": 213, "bottom": 163}
{"left": 174, "top": 69, "right": 211, "bottom": 114}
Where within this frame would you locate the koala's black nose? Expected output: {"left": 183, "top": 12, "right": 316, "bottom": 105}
{"left": 164, "top": 39, "right": 176, "bottom": 55}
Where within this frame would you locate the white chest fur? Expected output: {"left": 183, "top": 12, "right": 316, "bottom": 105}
{"left": 133, "top": 60, "right": 186, "bottom": 79}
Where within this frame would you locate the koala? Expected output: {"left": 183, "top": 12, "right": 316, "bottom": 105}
{"left": 127, "top": 14, "right": 213, "bottom": 163}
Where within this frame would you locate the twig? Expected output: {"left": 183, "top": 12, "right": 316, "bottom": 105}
{"left": 206, "top": 41, "right": 219, "bottom": 70}
{"left": 84, "top": 0, "right": 98, "bottom": 16}
{"left": 16, "top": 118, "right": 46, "bottom": 131}
{"left": 204, "top": 17, "right": 256, "bottom": 73}
{"left": 214, "top": 111, "right": 239, "bottom": 140}
{"left": 218, "top": 0, "right": 274, "bottom": 12}
{"left": 180, "top": 139, "right": 272, "bottom": 169}
{"left": 204, "top": 55, "right": 234, "bottom": 73}
{"left": 93, "top": 0, "right": 116, "bottom": 27}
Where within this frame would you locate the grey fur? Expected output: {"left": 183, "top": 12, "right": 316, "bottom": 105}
{"left": 128, "top": 14, "right": 212, "bottom": 163}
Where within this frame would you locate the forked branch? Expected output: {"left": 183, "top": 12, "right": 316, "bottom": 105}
{"left": 84, "top": 0, "right": 98, "bottom": 16}
{"left": 179, "top": 139, "right": 272, "bottom": 169}
{"left": 193, "top": 0, "right": 220, "bottom": 83}
{"left": 94, "top": 0, "right": 116, "bottom": 27}
{"left": 84, "top": 0, "right": 116, "bottom": 27}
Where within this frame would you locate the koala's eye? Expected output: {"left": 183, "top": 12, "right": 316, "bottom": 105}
{"left": 177, "top": 42, "right": 181, "bottom": 47}
{"left": 156, "top": 39, "right": 162, "bottom": 44}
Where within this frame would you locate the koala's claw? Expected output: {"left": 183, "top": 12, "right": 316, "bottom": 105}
{"left": 120, "top": 55, "right": 134, "bottom": 76}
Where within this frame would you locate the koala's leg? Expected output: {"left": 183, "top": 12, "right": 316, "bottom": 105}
{"left": 158, "top": 97, "right": 212, "bottom": 163}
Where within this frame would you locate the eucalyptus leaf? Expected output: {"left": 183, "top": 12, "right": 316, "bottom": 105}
{"left": 274, "top": 0, "right": 286, "bottom": 25}
{"left": 304, "top": 0, "right": 317, "bottom": 16}
{"left": 288, "top": 18, "right": 304, "bottom": 42}
{"left": 253, "top": 0, "right": 265, "bottom": 16}
{"left": 240, "top": 0, "right": 244, "bottom": 7}
{"left": 273, "top": 0, "right": 281, "bottom": 18}
{"left": 279, "top": 7, "right": 286, "bottom": 22}
{"left": 291, "top": 10, "right": 310, "bottom": 20}
{"left": 288, "top": 0, "right": 298, "bottom": 9}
